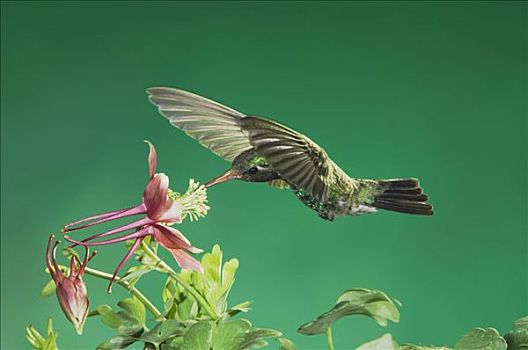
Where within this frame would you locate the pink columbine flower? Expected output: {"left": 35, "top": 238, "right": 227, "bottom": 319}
{"left": 63, "top": 141, "right": 205, "bottom": 292}
{"left": 46, "top": 234, "right": 94, "bottom": 335}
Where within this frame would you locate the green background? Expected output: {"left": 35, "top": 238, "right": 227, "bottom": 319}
{"left": 1, "top": 2, "right": 526, "bottom": 349}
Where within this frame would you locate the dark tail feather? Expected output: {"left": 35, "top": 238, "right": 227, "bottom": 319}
{"left": 374, "top": 178, "right": 433, "bottom": 215}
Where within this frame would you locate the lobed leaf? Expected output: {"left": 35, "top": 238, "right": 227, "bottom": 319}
{"left": 298, "top": 288, "right": 400, "bottom": 335}
{"left": 138, "top": 319, "right": 187, "bottom": 347}
{"left": 117, "top": 297, "right": 146, "bottom": 326}
{"left": 174, "top": 319, "right": 283, "bottom": 350}
{"left": 504, "top": 315, "right": 528, "bottom": 350}
{"left": 454, "top": 328, "right": 507, "bottom": 350}
{"left": 96, "top": 335, "right": 138, "bottom": 350}
{"left": 357, "top": 333, "right": 399, "bottom": 350}
{"left": 167, "top": 245, "right": 248, "bottom": 319}
{"left": 96, "top": 304, "right": 139, "bottom": 330}
{"left": 514, "top": 316, "right": 528, "bottom": 332}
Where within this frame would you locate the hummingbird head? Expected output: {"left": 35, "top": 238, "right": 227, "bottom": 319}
{"left": 205, "top": 149, "right": 280, "bottom": 188}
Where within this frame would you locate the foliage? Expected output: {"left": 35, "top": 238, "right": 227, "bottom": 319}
{"left": 26, "top": 318, "right": 59, "bottom": 350}
{"left": 93, "top": 244, "right": 290, "bottom": 350}
{"left": 298, "top": 288, "right": 400, "bottom": 335}
{"left": 352, "top": 317, "right": 527, "bottom": 350}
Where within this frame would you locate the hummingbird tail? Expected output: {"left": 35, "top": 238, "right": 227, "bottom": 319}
{"left": 373, "top": 178, "right": 433, "bottom": 215}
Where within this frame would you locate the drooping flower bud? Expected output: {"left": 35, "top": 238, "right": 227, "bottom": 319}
{"left": 46, "top": 235, "right": 95, "bottom": 335}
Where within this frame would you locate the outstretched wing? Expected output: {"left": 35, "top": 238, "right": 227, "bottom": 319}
{"left": 241, "top": 116, "right": 332, "bottom": 202}
{"left": 147, "top": 87, "right": 253, "bottom": 161}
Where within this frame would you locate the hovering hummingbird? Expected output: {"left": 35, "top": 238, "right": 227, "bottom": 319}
{"left": 147, "top": 87, "right": 433, "bottom": 221}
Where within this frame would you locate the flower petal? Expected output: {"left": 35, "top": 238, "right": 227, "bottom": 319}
{"left": 143, "top": 173, "right": 181, "bottom": 222}
{"left": 143, "top": 173, "right": 169, "bottom": 219}
{"left": 153, "top": 225, "right": 201, "bottom": 253}
{"left": 56, "top": 276, "right": 89, "bottom": 334}
{"left": 169, "top": 249, "right": 203, "bottom": 272}
{"left": 145, "top": 140, "right": 157, "bottom": 178}
{"left": 157, "top": 200, "right": 182, "bottom": 223}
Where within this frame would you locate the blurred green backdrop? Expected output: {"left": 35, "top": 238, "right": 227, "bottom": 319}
{"left": 1, "top": 1, "right": 526, "bottom": 349}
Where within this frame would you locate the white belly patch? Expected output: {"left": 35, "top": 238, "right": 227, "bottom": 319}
{"left": 331, "top": 199, "right": 377, "bottom": 217}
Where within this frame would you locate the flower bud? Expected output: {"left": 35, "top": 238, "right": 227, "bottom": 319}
{"left": 46, "top": 235, "right": 94, "bottom": 335}
{"left": 55, "top": 273, "right": 89, "bottom": 335}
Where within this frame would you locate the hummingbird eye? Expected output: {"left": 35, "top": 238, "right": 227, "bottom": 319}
{"left": 247, "top": 167, "right": 258, "bottom": 175}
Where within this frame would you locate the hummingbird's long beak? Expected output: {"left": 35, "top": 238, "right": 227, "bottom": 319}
{"left": 205, "top": 169, "right": 241, "bottom": 188}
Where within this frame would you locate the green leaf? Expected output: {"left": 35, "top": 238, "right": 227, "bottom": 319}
{"left": 117, "top": 297, "right": 146, "bottom": 326}
{"left": 169, "top": 245, "right": 249, "bottom": 318}
{"left": 239, "top": 327, "right": 282, "bottom": 349}
{"left": 41, "top": 265, "right": 68, "bottom": 298}
{"left": 298, "top": 288, "right": 400, "bottom": 335}
{"left": 227, "top": 301, "right": 252, "bottom": 317}
{"left": 162, "top": 277, "right": 200, "bottom": 322}
{"left": 219, "top": 258, "right": 239, "bottom": 303}
{"left": 454, "top": 328, "right": 507, "bottom": 350}
{"left": 504, "top": 315, "right": 528, "bottom": 350}
{"left": 178, "top": 319, "right": 282, "bottom": 350}
{"left": 213, "top": 320, "right": 252, "bottom": 349}
{"left": 138, "top": 319, "right": 187, "bottom": 348}
{"left": 278, "top": 338, "right": 298, "bottom": 350}
{"left": 62, "top": 247, "right": 80, "bottom": 261}
{"left": 96, "top": 335, "right": 138, "bottom": 350}
{"left": 400, "top": 345, "right": 451, "bottom": 350}
{"left": 26, "top": 318, "right": 60, "bottom": 350}
{"left": 182, "top": 321, "right": 213, "bottom": 350}
{"left": 357, "top": 334, "right": 399, "bottom": 350}
{"left": 96, "top": 304, "right": 137, "bottom": 329}
{"left": 40, "top": 279, "right": 56, "bottom": 298}
{"left": 514, "top": 316, "right": 528, "bottom": 332}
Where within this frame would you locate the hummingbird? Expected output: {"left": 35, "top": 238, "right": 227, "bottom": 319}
{"left": 147, "top": 87, "right": 433, "bottom": 221}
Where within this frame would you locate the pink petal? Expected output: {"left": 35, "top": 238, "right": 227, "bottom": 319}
{"left": 153, "top": 225, "right": 201, "bottom": 253}
{"left": 169, "top": 249, "right": 203, "bottom": 272}
{"left": 143, "top": 174, "right": 170, "bottom": 220}
{"left": 145, "top": 140, "right": 157, "bottom": 178}
{"left": 56, "top": 276, "right": 88, "bottom": 334}
{"left": 156, "top": 200, "right": 182, "bottom": 223}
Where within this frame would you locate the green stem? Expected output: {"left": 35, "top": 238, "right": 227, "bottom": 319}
{"left": 140, "top": 242, "right": 219, "bottom": 320}
{"left": 326, "top": 326, "right": 335, "bottom": 350}
{"left": 87, "top": 310, "right": 100, "bottom": 318}
{"left": 84, "top": 267, "right": 162, "bottom": 319}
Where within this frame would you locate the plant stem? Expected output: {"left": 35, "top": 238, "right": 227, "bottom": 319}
{"left": 326, "top": 326, "right": 335, "bottom": 350}
{"left": 84, "top": 266, "right": 162, "bottom": 319}
{"left": 87, "top": 310, "right": 100, "bottom": 318}
{"left": 140, "top": 241, "right": 219, "bottom": 320}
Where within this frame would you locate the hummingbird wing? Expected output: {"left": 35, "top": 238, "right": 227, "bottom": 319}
{"left": 241, "top": 117, "right": 332, "bottom": 202}
{"left": 147, "top": 87, "right": 253, "bottom": 162}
